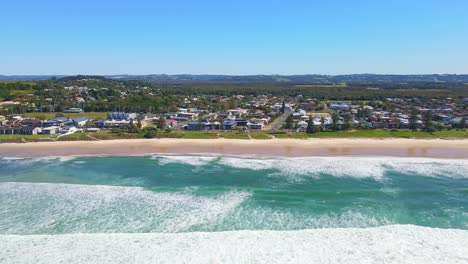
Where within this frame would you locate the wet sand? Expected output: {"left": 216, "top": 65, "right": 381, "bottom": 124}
{"left": 1, "top": 138, "right": 468, "bottom": 159}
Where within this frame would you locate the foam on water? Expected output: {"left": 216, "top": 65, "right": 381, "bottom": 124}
{"left": 0, "top": 182, "right": 250, "bottom": 234}
{"left": 156, "top": 155, "right": 218, "bottom": 166}
{"left": 1, "top": 225, "right": 467, "bottom": 264}
{"left": 217, "top": 156, "right": 468, "bottom": 181}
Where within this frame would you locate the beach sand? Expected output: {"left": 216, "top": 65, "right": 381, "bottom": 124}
{"left": 1, "top": 138, "right": 468, "bottom": 159}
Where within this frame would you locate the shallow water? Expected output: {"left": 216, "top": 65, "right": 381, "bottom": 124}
{"left": 1, "top": 155, "right": 468, "bottom": 263}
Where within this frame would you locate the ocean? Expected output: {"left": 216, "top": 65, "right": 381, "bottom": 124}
{"left": 1, "top": 155, "right": 468, "bottom": 263}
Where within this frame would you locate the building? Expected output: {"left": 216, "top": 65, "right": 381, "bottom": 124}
{"left": 223, "top": 120, "right": 237, "bottom": 130}
{"left": 107, "top": 112, "right": 137, "bottom": 120}
{"left": 235, "top": 119, "right": 248, "bottom": 126}
{"left": 328, "top": 101, "right": 351, "bottom": 111}
{"left": 19, "top": 118, "right": 43, "bottom": 128}
{"left": 64, "top": 108, "right": 84, "bottom": 113}
{"left": 41, "top": 126, "right": 59, "bottom": 135}
{"left": 247, "top": 122, "right": 264, "bottom": 130}
{"left": 165, "top": 119, "right": 178, "bottom": 128}
{"left": 73, "top": 117, "right": 88, "bottom": 127}
{"left": 0, "top": 125, "right": 42, "bottom": 135}
{"left": 186, "top": 121, "right": 206, "bottom": 131}
{"left": 44, "top": 117, "right": 72, "bottom": 127}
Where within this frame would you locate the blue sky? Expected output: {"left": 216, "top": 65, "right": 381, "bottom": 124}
{"left": 1, "top": 0, "right": 468, "bottom": 75}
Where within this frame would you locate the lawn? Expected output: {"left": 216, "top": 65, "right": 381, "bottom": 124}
{"left": 306, "top": 130, "right": 468, "bottom": 138}
{"left": 249, "top": 132, "right": 272, "bottom": 140}
{"left": 2, "top": 129, "right": 468, "bottom": 143}
{"left": 268, "top": 132, "right": 308, "bottom": 139}
{"left": 177, "top": 131, "right": 219, "bottom": 139}
{"left": 221, "top": 132, "right": 250, "bottom": 139}
{"left": 0, "top": 134, "right": 55, "bottom": 142}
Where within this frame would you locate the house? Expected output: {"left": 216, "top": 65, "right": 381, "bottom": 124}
{"left": 223, "top": 120, "right": 237, "bottom": 130}
{"left": 0, "top": 125, "right": 42, "bottom": 135}
{"left": 303, "top": 101, "right": 317, "bottom": 110}
{"left": 61, "top": 126, "right": 78, "bottom": 133}
{"left": 41, "top": 126, "right": 59, "bottom": 135}
{"left": 235, "top": 119, "right": 248, "bottom": 126}
{"left": 328, "top": 101, "right": 351, "bottom": 111}
{"left": 186, "top": 121, "right": 205, "bottom": 131}
{"left": 165, "top": 119, "right": 178, "bottom": 128}
{"left": 85, "top": 128, "right": 100, "bottom": 132}
{"left": 297, "top": 121, "right": 309, "bottom": 130}
{"left": 44, "top": 117, "right": 72, "bottom": 127}
{"left": 20, "top": 119, "right": 43, "bottom": 128}
{"left": 163, "top": 112, "right": 178, "bottom": 119}
{"left": 107, "top": 112, "right": 137, "bottom": 120}
{"left": 217, "top": 112, "right": 233, "bottom": 120}
{"left": 73, "top": 117, "right": 88, "bottom": 127}
{"left": 246, "top": 122, "right": 264, "bottom": 130}
{"left": 177, "top": 112, "right": 198, "bottom": 120}
{"left": 205, "top": 122, "right": 220, "bottom": 130}
{"left": 64, "top": 108, "right": 84, "bottom": 113}
{"left": 434, "top": 114, "right": 452, "bottom": 124}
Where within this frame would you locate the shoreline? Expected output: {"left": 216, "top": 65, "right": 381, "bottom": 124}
{"left": 1, "top": 138, "right": 468, "bottom": 159}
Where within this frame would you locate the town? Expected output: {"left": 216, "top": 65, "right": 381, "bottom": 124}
{"left": 0, "top": 75, "right": 467, "bottom": 141}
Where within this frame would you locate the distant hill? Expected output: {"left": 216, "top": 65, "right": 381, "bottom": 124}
{"left": 105, "top": 74, "right": 468, "bottom": 83}
{"left": 0, "top": 75, "right": 67, "bottom": 81}
{"left": 2, "top": 74, "right": 468, "bottom": 83}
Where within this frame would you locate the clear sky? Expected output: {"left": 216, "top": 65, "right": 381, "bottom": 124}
{"left": 1, "top": 0, "right": 468, "bottom": 75}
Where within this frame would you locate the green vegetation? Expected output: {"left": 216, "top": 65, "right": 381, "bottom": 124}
{"left": 0, "top": 134, "right": 53, "bottom": 143}
{"left": 19, "top": 112, "right": 107, "bottom": 120}
{"left": 2, "top": 129, "right": 468, "bottom": 143}
{"left": 306, "top": 130, "right": 468, "bottom": 138}
{"left": 221, "top": 132, "right": 250, "bottom": 139}
{"left": 249, "top": 132, "right": 272, "bottom": 139}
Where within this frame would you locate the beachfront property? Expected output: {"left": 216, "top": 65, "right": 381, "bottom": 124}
{"left": 73, "top": 117, "right": 88, "bottom": 127}
{"left": 1, "top": 80, "right": 467, "bottom": 135}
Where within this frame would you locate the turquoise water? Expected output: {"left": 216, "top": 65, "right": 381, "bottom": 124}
{"left": 1, "top": 155, "right": 468, "bottom": 235}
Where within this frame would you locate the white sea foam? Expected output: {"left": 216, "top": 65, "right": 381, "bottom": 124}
{"left": 1, "top": 225, "right": 467, "bottom": 264}
{"left": 0, "top": 182, "right": 249, "bottom": 234}
{"left": 156, "top": 155, "right": 218, "bottom": 166}
{"left": 217, "top": 156, "right": 468, "bottom": 181}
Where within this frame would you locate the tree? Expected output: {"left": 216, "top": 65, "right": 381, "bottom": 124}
{"left": 423, "top": 111, "right": 434, "bottom": 132}
{"left": 137, "top": 118, "right": 142, "bottom": 129}
{"left": 459, "top": 116, "right": 467, "bottom": 129}
{"left": 331, "top": 113, "right": 340, "bottom": 131}
{"left": 284, "top": 115, "right": 293, "bottom": 130}
{"left": 306, "top": 116, "right": 315, "bottom": 134}
{"left": 410, "top": 108, "right": 419, "bottom": 131}
{"left": 281, "top": 101, "right": 285, "bottom": 113}
{"left": 157, "top": 116, "right": 166, "bottom": 130}
{"left": 343, "top": 113, "right": 352, "bottom": 130}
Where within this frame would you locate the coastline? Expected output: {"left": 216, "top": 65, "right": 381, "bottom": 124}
{"left": 1, "top": 138, "right": 468, "bottom": 159}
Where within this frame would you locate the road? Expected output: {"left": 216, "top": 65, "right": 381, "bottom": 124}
{"left": 269, "top": 110, "right": 293, "bottom": 131}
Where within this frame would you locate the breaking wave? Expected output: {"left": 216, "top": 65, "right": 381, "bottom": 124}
{"left": 152, "top": 155, "right": 468, "bottom": 181}
{"left": 0, "top": 182, "right": 249, "bottom": 234}
{"left": 1, "top": 225, "right": 467, "bottom": 264}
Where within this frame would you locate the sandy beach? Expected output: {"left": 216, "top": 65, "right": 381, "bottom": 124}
{"left": 1, "top": 138, "right": 467, "bottom": 159}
